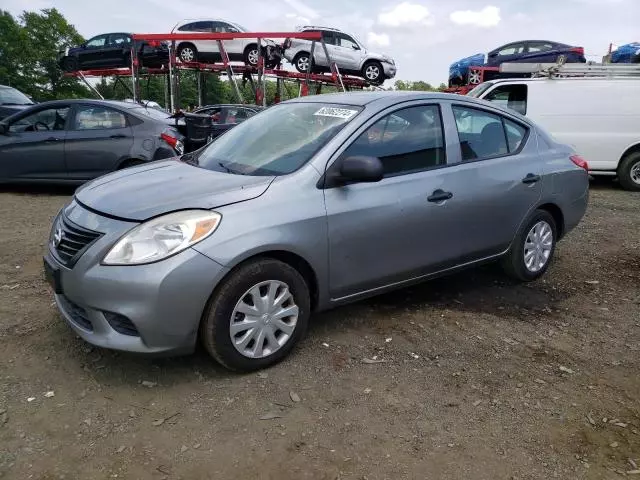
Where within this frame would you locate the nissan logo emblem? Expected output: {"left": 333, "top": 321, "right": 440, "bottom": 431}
{"left": 53, "top": 225, "right": 64, "bottom": 248}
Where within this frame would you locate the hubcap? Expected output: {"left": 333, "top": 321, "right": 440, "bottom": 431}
{"left": 229, "top": 280, "right": 299, "bottom": 359}
{"left": 297, "top": 56, "right": 309, "bottom": 71}
{"left": 365, "top": 65, "right": 380, "bottom": 80}
{"left": 247, "top": 49, "right": 259, "bottom": 65}
{"left": 630, "top": 160, "right": 640, "bottom": 185}
{"left": 180, "top": 48, "right": 195, "bottom": 62}
{"left": 469, "top": 70, "right": 481, "bottom": 84}
{"left": 523, "top": 221, "right": 553, "bottom": 273}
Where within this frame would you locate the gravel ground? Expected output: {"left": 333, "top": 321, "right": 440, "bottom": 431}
{"left": 0, "top": 182, "right": 638, "bottom": 480}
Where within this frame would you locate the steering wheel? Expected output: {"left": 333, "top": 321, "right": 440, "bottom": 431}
{"left": 34, "top": 121, "right": 50, "bottom": 131}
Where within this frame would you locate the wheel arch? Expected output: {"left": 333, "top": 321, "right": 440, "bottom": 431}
{"left": 536, "top": 202, "right": 565, "bottom": 239}
{"left": 619, "top": 142, "right": 640, "bottom": 166}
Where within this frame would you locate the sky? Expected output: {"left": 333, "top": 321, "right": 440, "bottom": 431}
{"left": 4, "top": 0, "right": 639, "bottom": 85}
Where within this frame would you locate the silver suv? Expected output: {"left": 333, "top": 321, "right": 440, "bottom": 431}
{"left": 283, "top": 26, "right": 397, "bottom": 84}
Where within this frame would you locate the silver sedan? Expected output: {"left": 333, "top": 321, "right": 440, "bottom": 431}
{"left": 44, "top": 91, "right": 589, "bottom": 371}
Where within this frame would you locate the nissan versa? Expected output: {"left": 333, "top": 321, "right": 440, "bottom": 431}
{"left": 44, "top": 92, "right": 589, "bottom": 371}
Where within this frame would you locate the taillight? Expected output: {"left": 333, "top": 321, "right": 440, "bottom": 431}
{"left": 570, "top": 154, "right": 589, "bottom": 171}
{"left": 148, "top": 40, "right": 160, "bottom": 48}
{"left": 161, "top": 131, "right": 184, "bottom": 154}
{"left": 570, "top": 47, "right": 584, "bottom": 56}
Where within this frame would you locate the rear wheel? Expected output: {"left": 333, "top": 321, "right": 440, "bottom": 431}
{"left": 617, "top": 151, "right": 640, "bottom": 191}
{"left": 501, "top": 210, "right": 557, "bottom": 282}
{"left": 62, "top": 57, "right": 79, "bottom": 72}
{"left": 244, "top": 44, "right": 260, "bottom": 66}
{"left": 177, "top": 43, "right": 198, "bottom": 63}
{"left": 200, "top": 258, "right": 310, "bottom": 372}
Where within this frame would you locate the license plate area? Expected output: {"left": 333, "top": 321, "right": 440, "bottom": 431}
{"left": 43, "top": 256, "right": 63, "bottom": 294}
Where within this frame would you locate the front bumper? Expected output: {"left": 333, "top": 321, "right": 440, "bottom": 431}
{"left": 45, "top": 201, "right": 229, "bottom": 355}
{"left": 382, "top": 62, "right": 397, "bottom": 79}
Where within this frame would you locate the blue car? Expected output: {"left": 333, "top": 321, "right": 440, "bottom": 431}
{"left": 449, "top": 40, "right": 586, "bottom": 87}
{"left": 610, "top": 42, "right": 640, "bottom": 63}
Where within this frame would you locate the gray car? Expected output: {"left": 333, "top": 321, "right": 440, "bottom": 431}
{"left": 43, "top": 91, "right": 589, "bottom": 371}
{"left": 0, "top": 99, "right": 183, "bottom": 184}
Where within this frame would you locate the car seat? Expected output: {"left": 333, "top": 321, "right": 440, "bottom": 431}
{"left": 479, "top": 122, "right": 507, "bottom": 157}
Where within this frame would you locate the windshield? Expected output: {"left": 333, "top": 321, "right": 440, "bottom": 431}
{"left": 467, "top": 82, "right": 494, "bottom": 98}
{"left": 0, "top": 87, "right": 34, "bottom": 105}
{"left": 192, "top": 102, "right": 362, "bottom": 176}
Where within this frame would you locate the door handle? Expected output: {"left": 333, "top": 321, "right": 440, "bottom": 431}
{"left": 427, "top": 189, "right": 453, "bottom": 203}
{"left": 110, "top": 134, "right": 127, "bottom": 139}
{"left": 44, "top": 137, "right": 60, "bottom": 142}
{"left": 522, "top": 173, "right": 541, "bottom": 184}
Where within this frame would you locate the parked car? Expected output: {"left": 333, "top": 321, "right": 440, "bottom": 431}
{"left": 610, "top": 42, "right": 640, "bottom": 63}
{"left": 171, "top": 19, "right": 267, "bottom": 67}
{"left": 43, "top": 91, "right": 588, "bottom": 371}
{"left": 0, "top": 85, "right": 35, "bottom": 120}
{"left": 58, "top": 33, "right": 169, "bottom": 72}
{"left": 193, "top": 103, "right": 264, "bottom": 140}
{"left": 469, "top": 77, "right": 640, "bottom": 191}
{"left": 449, "top": 40, "right": 586, "bottom": 86}
{"left": 283, "top": 26, "right": 396, "bottom": 84}
{"left": 0, "top": 99, "right": 183, "bottom": 184}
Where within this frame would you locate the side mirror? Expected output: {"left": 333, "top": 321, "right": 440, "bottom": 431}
{"left": 339, "top": 155, "right": 383, "bottom": 183}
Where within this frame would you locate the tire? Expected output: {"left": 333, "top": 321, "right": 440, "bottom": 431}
{"left": 501, "top": 210, "right": 557, "bottom": 282}
{"left": 62, "top": 57, "right": 79, "bottom": 72}
{"left": 177, "top": 43, "right": 198, "bottom": 63}
{"left": 118, "top": 159, "right": 145, "bottom": 170}
{"left": 200, "top": 258, "right": 311, "bottom": 372}
{"left": 617, "top": 151, "right": 640, "bottom": 191}
{"left": 293, "top": 52, "right": 311, "bottom": 73}
{"left": 244, "top": 44, "right": 259, "bottom": 67}
{"left": 362, "top": 60, "right": 384, "bottom": 85}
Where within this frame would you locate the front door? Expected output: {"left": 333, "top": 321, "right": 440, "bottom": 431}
{"left": 64, "top": 104, "right": 133, "bottom": 180}
{"left": 0, "top": 106, "right": 70, "bottom": 181}
{"left": 487, "top": 42, "right": 526, "bottom": 66}
{"left": 331, "top": 32, "right": 362, "bottom": 71}
{"left": 324, "top": 104, "right": 461, "bottom": 300}
{"left": 447, "top": 103, "right": 542, "bottom": 259}
{"left": 105, "top": 33, "right": 132, "bottom": 67}
{"left": 79, "top": 35, "right": 109, "bottom": 68}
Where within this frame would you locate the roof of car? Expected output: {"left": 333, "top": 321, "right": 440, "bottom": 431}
{"left": 31, "top": 99, "right": 146, "bottom": 109}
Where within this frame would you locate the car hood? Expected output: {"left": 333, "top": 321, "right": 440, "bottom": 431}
{"left": 74, "top": 160, "right": 274, "bottom": 221}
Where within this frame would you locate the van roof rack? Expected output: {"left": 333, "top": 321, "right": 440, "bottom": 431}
{"left": 500, "top": 61, "right": 640, "bottom": 79}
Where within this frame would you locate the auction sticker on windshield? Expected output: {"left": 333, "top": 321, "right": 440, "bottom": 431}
{"left": 313, "top": 107, "right": 358, "bottom": 119}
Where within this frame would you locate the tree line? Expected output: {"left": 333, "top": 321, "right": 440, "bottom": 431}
{"left": 1, "top": 8, "right": 446, "bottom": 108}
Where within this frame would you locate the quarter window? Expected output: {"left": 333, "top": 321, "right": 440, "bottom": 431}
{"left": 342, "top": 105, "right": 446, "bottom": 176}
{"left": 72, "top": 106, "right": 128, "bottom": 130}
{"left": 504, "top": 119, "right": 527, "bottom": 152}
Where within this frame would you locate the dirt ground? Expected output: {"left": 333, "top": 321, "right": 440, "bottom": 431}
{"left": 0, "top": 181, "right": 638, "bottom": 480}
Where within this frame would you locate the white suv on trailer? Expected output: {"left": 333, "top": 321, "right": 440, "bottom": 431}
{"left": 171, "top": 19, "right": 262, "bottom": 66}
{"left": 283, "top": 26, "right": 397, "bottom": 85}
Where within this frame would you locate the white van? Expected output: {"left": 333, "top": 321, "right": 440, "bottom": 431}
{"left": 469, "top": 77, "right": 640, "bottom": 191}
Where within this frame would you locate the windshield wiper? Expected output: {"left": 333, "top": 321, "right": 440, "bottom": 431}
{"left": 218, "top": 161, "right": 245, "bottom": 175}
{"left": 180, "top": 152, "right": 198, "bottom": 165}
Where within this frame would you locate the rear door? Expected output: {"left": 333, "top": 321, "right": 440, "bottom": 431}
{"left": 0, "top": 106, "right": 70, "bottom": 181}
{"left": 313, "top": 30, "right": 335, "bottom": 66}
{"left": 64, "top": 104, "right": 134, "bottom": 180}
{"left": 445, "top": 102, "right": 541, "bottom": 259}
{"left": 523, "top": 41, "right": 557, "bottom": 62}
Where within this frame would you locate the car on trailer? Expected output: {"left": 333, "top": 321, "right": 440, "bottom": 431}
{"left": 58, "top": 33, "right": 170, "bottom": 72}
{"left": 193, "top": 104, "right": 265, "bottom": 140}
{"left": 43, "top": 91, "right": 588, "bottom": 372}
{"left": 283, "top": 26, "right": 396, "bottom": 85}
{"left": 171, "top": 19, "right": 273, "bottom": 67}
{"left": 0, "top": 99, "right": 183, "bottom": 184}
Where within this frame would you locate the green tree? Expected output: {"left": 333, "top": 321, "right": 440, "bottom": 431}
{"left": 0, "top": 11, "right": 27, "bottom": 92}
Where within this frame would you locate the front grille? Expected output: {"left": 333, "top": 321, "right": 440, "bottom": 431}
{"left": 104, "top": 312, "right": 140, "bottom": 337}
{"left": 52, "top": 214, "right": 101, "bottom": 267}
{"left": 58, "top": 295, "right": 93, "bottom": 331}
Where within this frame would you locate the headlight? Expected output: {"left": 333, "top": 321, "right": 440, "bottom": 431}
{"left": 103, "top": 210, "right": 221, "bottom": 265}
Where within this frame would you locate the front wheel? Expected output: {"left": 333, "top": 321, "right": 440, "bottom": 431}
{"left": 177, "top": 44, "right": 198, "bottom": 63}
{"left": 362, "top": 61, "right": 384, "bottom": 84}
{"left": 293, "top": 52, "right": 311, "bottom": 73}
{"left": 501, "top": 210, "right": 557, "bottom": 282}
{"left": 62, "top": 57, "right": 79, "bottom": 72}
{"left": 617, "top": 151, "right": 640, "bottom": 191}
{"left": 200, "top": 259, "right": 311, "bottom": 372}
{"left": 244, "top": 45, "right": 260, "bottom": 66}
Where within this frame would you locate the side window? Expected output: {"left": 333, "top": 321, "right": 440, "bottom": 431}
{"left": 225, "top": 108, "right": 252, "bottom": 124}
{"left": 86, "top": 36, "right": 106, "bottom": 48}
{"left": 109, "top": 34, "right": 131, "bottom": 46}
{"left": 342, "top": 105, "right": 446, "bottom": 177}
{"left": 211, "top": 22, "right": 228, "bottom": 33}
{"left": 221, "top": 22, "right": 240, "bottom": 33}
{"left": 72, "top": 106, "right": 128, "bottom": 130}
{"left": 504, "top": 119, "right": 527, "bottom": 152}
{"left": 321, "top": 31, "right": 336, "bottom": 45}
{"left": 452, "top": 106, "right": 507, "bottom": 161}
{"left": 483, "top": 84, "right": 528, "bottom": 115}
{"left": 185, "top": 22, "right": 210, "bottom": 32}
{"left": 498, "top": 44, "right": 525, "bottom": 56}
{"left": 9, "top": 107, "right": 70, "bottom": 133}
{"left": 337, "top": 33, "right": 359, "bottom": 50}
{"left": 528, "top": 42, "right": 554, "bottom": 53}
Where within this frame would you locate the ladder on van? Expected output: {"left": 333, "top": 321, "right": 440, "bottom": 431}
{"left": 500, "top": 62, "right": 640, "bottom": 79}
